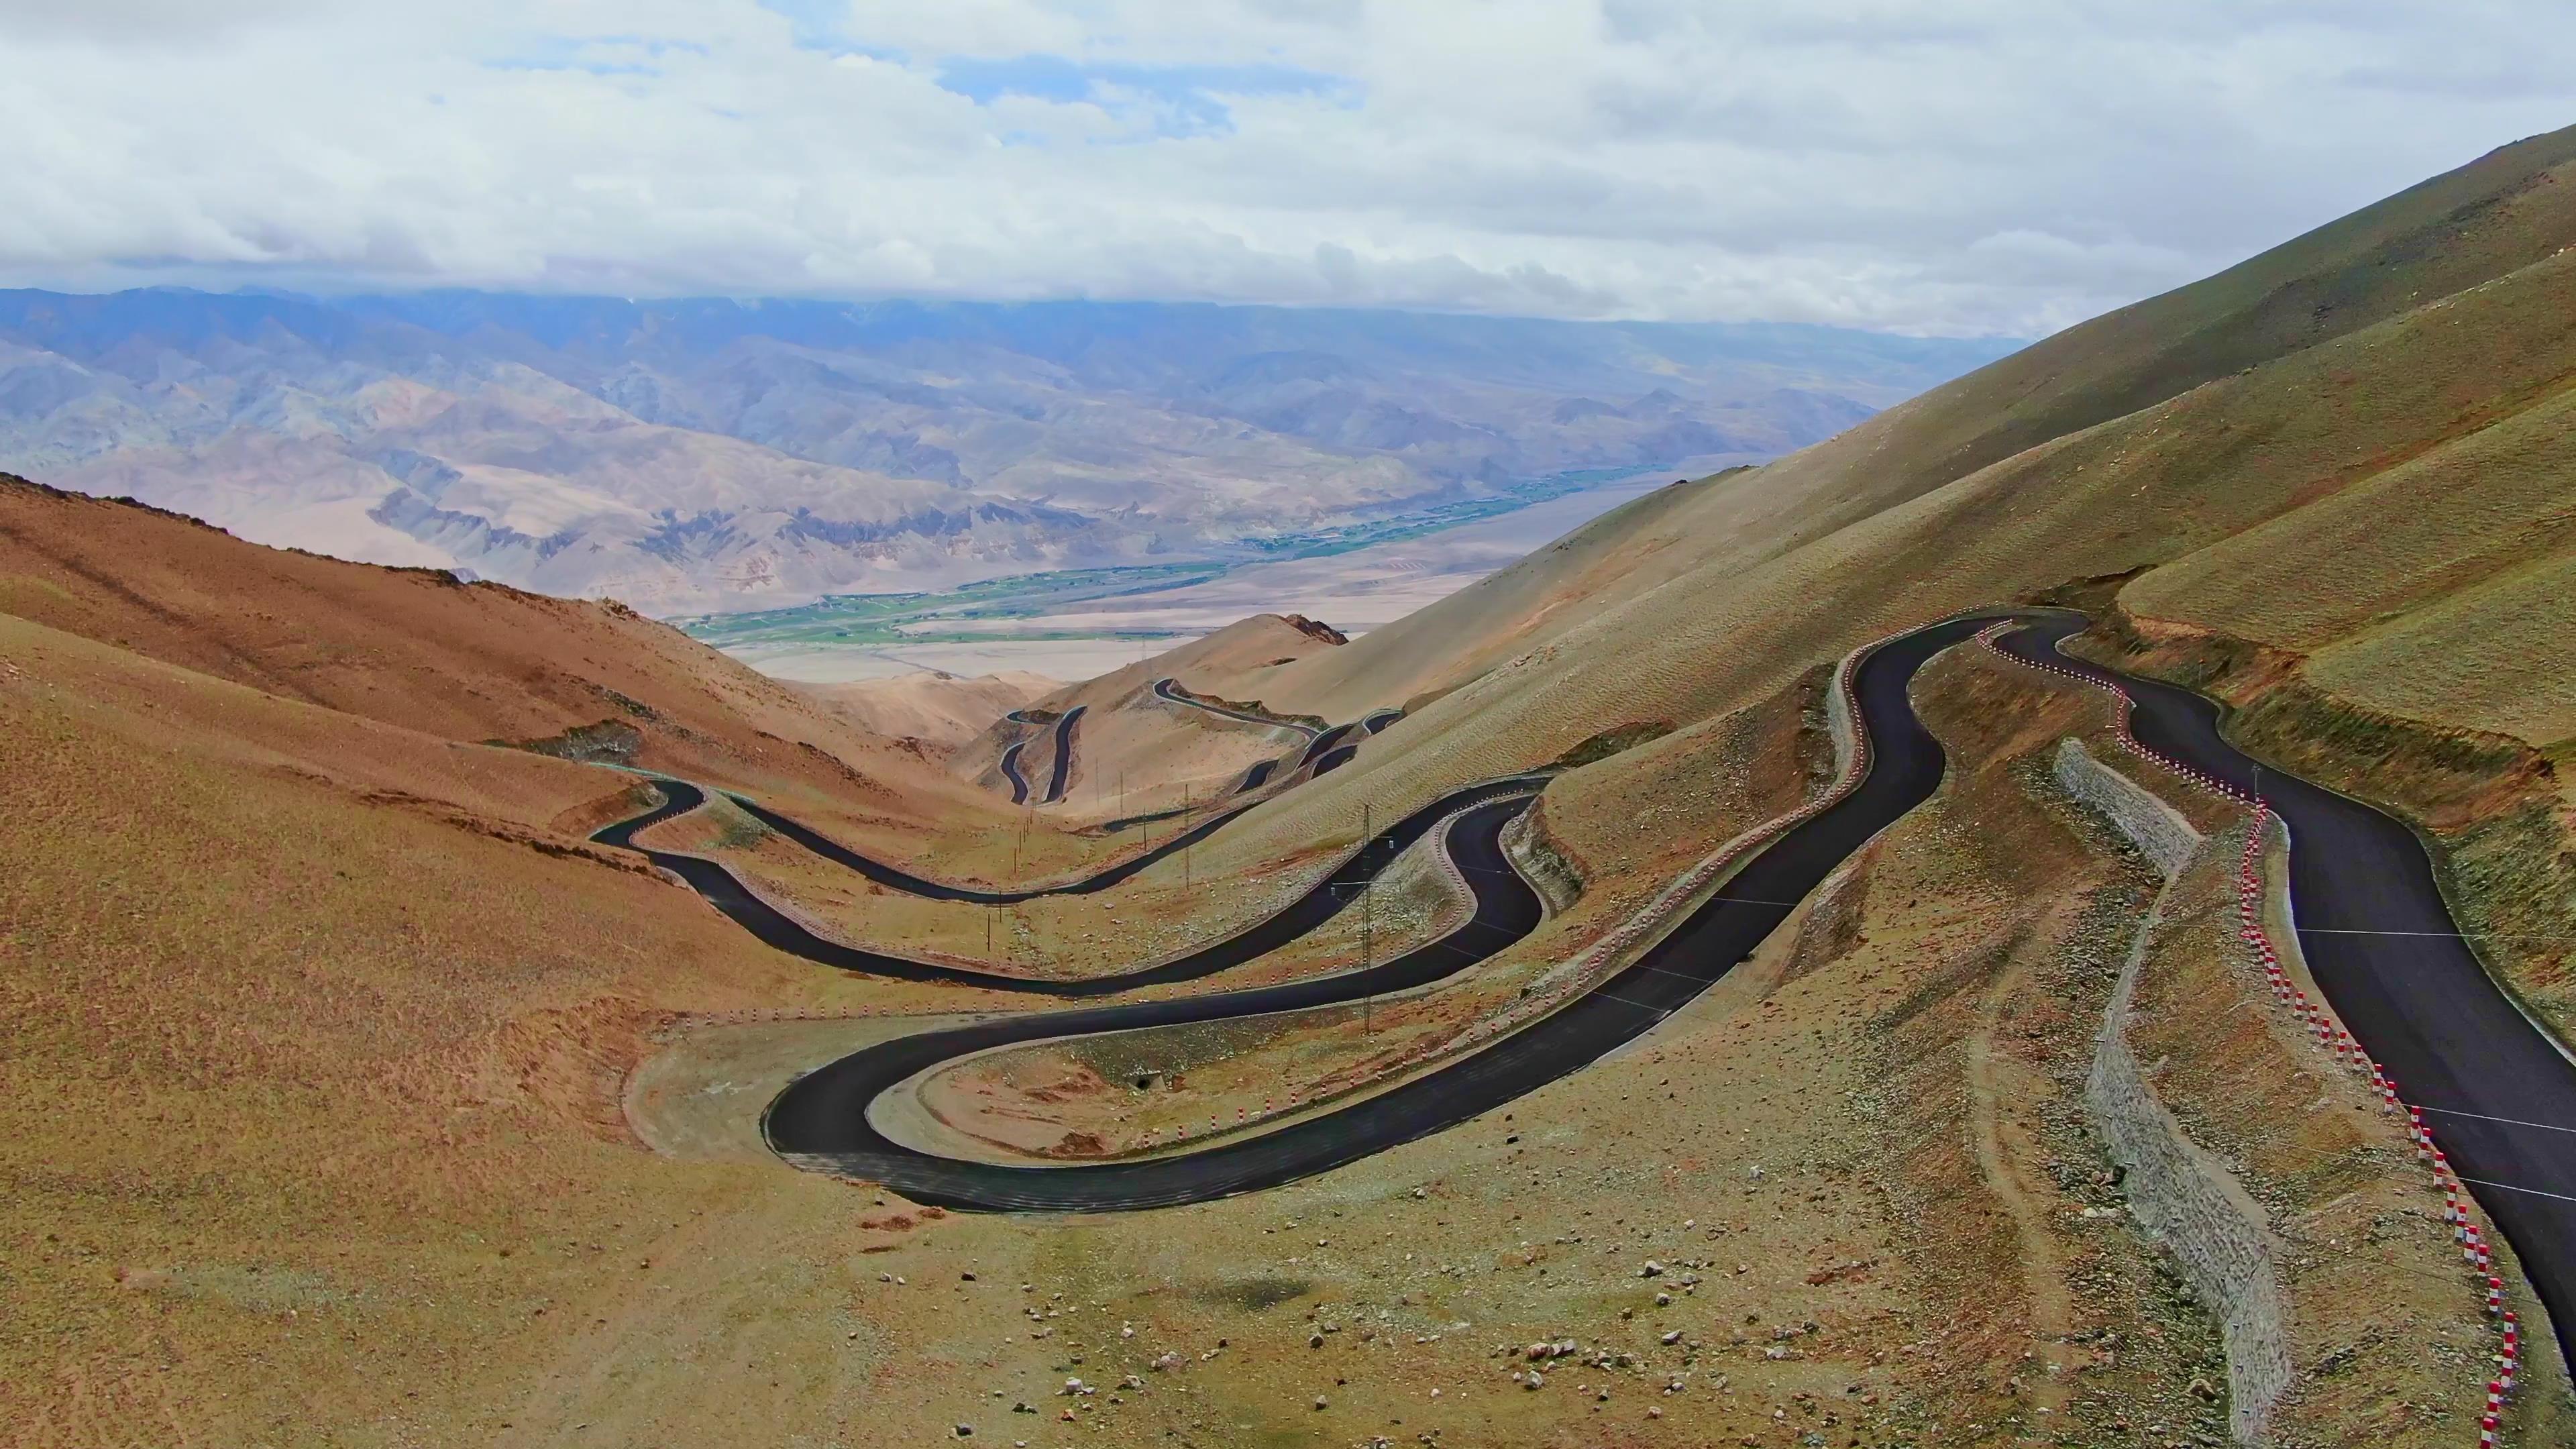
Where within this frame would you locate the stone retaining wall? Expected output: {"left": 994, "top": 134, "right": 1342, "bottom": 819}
{"left": 2061, "top": 746, "right": 2292, "bottom": 1444}
{"left": 2054, "top": 737, "right": 2200, "bottom": 877}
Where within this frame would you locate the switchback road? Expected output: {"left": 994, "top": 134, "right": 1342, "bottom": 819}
{"left": 1150, "top": 677, "right": 1323, "bottom": 738}
{"left": 600, "top": 610, "right": 2014, "bottom": 1209}
{"left": 594, "top": 774, "right": 1548, "bottom": 994}
{"left": 605, "top": 602, "right": 2567, "bottom": 1309}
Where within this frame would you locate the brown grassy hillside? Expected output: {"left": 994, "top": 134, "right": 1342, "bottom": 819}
{"left": 1260, "top": 125, "right": 2576, "bottom": 725}
{"left": 0, "top": 476, "right": 999, "bottom": 829}
{"left": 1201, "top": 125, "right": 2576, "bottom": 1035}
{"left": 798, "top": 668, "right": 1057, "bottom": 751}
{"left": 0, "top": 606, "right": 998, "bottom": 1444}
{"left": 957, "top": 612, "right": 1350, "bottom": 821}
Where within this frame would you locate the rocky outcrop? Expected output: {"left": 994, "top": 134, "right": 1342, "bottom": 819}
{"left": 492, "top": 716, "right": 643, "bottom": 765}
{"left": 1500, "top": 802, "right": 1583, "bottom": 914}
{"left": 1281, "top": 614, "right": 1350, "bottom": 646}
{"left": 1546, "top": 721, "right": 1672, "bottom": 771}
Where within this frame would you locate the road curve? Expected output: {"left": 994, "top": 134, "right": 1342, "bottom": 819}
{"left": 1040, "top": 705, "right": 1085, "bottom": 804}
{"left": 1150, "top": 678, "right": 1328, "bottom": 795}
{"left": 1298, "top": 720, "right": 1359, "bottom": 768}
{"left": 994, "top": 703, "right": 1050, "bottom": 803}
{"left": 753, "top": 610, "right": 2015, "bottom": 1210}
{"left": 594, "top": 774, "right": 1549, "bottom": 994}
{"left": 1097, "top": 803, "right": 1193, "bottom": 835}
{"left": 1994, "top": 612, "right": 2576, "bottom": 1363}
{"left": 725, "top": 786, "right": 1256, "bottom": 904}
{"left": 1152, "top": 677, "right": 1323, "bottom": 739}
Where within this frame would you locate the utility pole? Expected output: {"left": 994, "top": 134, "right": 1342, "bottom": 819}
{"left": 1182, "top": 782, "right": 1192, "bottom": 893}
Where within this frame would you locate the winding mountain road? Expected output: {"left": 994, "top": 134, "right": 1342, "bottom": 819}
{"left": 595, "top": 774, "right": 1546, "bottom": 990}
{"left": 600, "top": 610, "right": 2015, "bottom": 1209}
{"left": 1150, "top": 678, "right": 1340, "bottom": 795}
{"left": 1995, "top": 612, "right": 2576, "bottom": 1365}
{"left": 1151, "top": 677, "right": 1323, "bottom": 739}
{"left": 600, "top": 598, "right": 2574, "bottom": 1354}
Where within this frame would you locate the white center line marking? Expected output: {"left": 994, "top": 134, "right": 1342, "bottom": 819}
{"left": 2298, "top": 926, "right": 2576, "bottom": 941}
{"left": 2417, "top": 1106, "right": 2576, "bottom": 1136}
{"left": 2456, "top": 1175, "right": 2576, "bottom": 1206}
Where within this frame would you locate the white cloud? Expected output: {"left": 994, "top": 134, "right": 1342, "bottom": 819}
{"left": 0, "top": 0, "right": 2567, "bottom": 334}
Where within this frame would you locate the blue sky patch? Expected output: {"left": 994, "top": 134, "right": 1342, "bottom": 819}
{"left": 935, "top": 55, "right": 1355, "bottom": 139}
{"left": 757, "top": 0, "right": 908, "bottom": 61}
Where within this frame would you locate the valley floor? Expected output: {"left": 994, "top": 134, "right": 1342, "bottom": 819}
{"left": 698, "top": 474, "right": 1669, "bottom": 683}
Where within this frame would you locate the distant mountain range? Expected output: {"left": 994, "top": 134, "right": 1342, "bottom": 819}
{"left": 0, "top": 289, "right": 2015, "bottom": 614}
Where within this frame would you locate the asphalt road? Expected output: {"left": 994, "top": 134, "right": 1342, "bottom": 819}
{"left": 1097, "top": 801, "right": 1195, "bottom": 835}
{"left": 1994, "top": 612, "right": 2576, "bottom": 1363}
{"left": 743, "top": 610, "right": 2009, "bottom": 1210}
{"left": 1151, "top": 677, "right": 1322, "bottom": 739}
{"left": 727, "top": 774, "right": 1268, "bottom": 903}
{"left": 1040, "top": 705, "right": 1085, "bottom": 804}
{"left": 1148, "top": 677, "right": 1333, "bottom": 796}
{"left": 763, "top": 792, "right": 1548, "bottom": 1208}
{"left": 997, "top": 739, "right": 1030, "bottom": 804}
{"left": 605, "top": 603, "right": 2562, "bottom": 1268}
{"left": 1299, "top": 720, "right": 1359, "bottom": 767}
{"left": 593, "top": 774, "right": 1550, "bottom": 994}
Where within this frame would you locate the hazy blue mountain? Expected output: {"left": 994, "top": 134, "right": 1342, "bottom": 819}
{"left": 0, "top": 288, "right": 2015, "bottom": 613}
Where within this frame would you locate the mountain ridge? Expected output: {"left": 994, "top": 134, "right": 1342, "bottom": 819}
{"left": 0, "top": 288, "right": 2014, "bottom": 613}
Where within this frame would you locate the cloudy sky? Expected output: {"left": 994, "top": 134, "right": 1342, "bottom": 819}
{"left": 4, "top": 1, "right": 2570, "bottom": 335}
